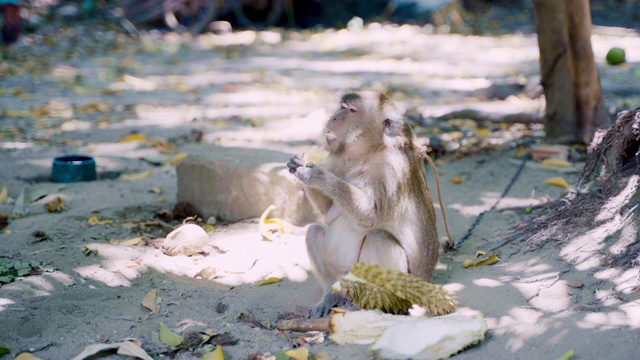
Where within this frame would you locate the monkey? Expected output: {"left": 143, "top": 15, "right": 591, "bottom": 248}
{"left": 287, "top": 91, "right": 440, "bottom": 318}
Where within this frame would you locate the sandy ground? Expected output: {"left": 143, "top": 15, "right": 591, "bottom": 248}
{"left": 2, "top": 22, "right": 640, "bottom": 359}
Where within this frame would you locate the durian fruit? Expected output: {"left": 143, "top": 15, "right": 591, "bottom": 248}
{"left": 370, "top": 312, "right": 487, "bottom": 360}
{"left": 333, "top": 263, "right": 457, "bottom": 316}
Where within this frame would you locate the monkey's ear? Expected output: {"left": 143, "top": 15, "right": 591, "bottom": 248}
{"left": 383, "top": 116, "right": 404, "bottom": 137}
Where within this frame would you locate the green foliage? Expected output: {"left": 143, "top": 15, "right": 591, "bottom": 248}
{"left": 0, "top": 259, "right": 55, "bottom": 285}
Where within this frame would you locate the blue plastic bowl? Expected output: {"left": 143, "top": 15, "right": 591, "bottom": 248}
{"left": 51, "top": 155, "right": 97, "bottom": 183}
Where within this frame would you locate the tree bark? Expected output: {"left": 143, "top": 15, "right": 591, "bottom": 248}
{"left": 532, "top": 0, "right": 609, "bottom": 144}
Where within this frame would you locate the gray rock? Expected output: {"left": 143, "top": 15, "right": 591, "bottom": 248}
{"left": 176, "top": 145, "right": 318, "bottom": 226}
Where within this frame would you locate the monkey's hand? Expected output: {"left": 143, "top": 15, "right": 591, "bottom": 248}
{"left": 310, "top": 291, "right": 356, "bottom": 318}
{"left": 287, "top": 154, "right": 321, "bottom": 184}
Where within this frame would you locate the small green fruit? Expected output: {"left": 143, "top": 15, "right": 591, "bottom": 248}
{"left": 606, "top": 47, "right": 626, "bottom": 65}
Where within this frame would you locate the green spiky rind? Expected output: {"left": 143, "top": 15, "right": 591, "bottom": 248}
{"left": 340, "top": 278, "right": 413, "bottom": 315}
{"left": 344, "top": 263, "right": 458, "bottom": 316}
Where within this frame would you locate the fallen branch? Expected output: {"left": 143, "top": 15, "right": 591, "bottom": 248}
{"left": 435, "top": 109, "right": 542, "bottom": 124}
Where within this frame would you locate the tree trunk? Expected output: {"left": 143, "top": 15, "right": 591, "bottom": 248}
{"left": 532, "top": 0, "right": 609, "bottom": 144}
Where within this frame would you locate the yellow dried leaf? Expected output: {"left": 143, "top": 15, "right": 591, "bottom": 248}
{"left": 514, "top": 146, "right": 530, "bottom": 159}
{"left": 127, "top": 259, "right": 143, "bottom": 268}
{"left": 463, "top": 260, "right": 474, "bottom": 268}
{"left": 150, "top": 187, "right": 163, "bottom": 194}
{"left": 284, "top": 347, "right": 309, "bottom": 360}
{"left": 159, "top": 322, "right": 183, "bottom": 347}
{"left": 142, "top": 288, "right": 160, "bottom": 315}
{"left": 202, "top": 345, "right": 224, "bottom": 360}
{"left": 474, "top": 250, "right": 486, "bottom": 258}
{"left": 15, "top": 353, "right": 42, "bottom": 360}
{"left": 202, "top": 224, "right": 216, "bottom": 233}
{"left": 88, "top": 216, "right": 114, "bottom": 225}
{"left": 257, "top": 277, "right": 281, "bottom": 286}
{"left": 545, "top": 177, "right": 570, "bottom": 189}
{"left": 44, "top": 197, "right": 66, "bottom": 213}
{"left": 110, "top": 237, "right": 145, "bottom": 246}
{"left": 474, "top": 254, "right": 500, "bottom": 267}
{"left": 195, "top": 266, "right": 217, "bottom": 279}
{"left": 542, "top": 158, "right": 573, "bottom": 168}
{"left": 119, "top": 170, "right": 153, "bottom": 181}
{"left": 450, "top": 177, "right": 464, "bottom": 184}
{"left": 118, "top": 133, "right": 148, "bottom": 143}
{"left": 259, "top": 205, "right": 287, "bottom": 241}
{"left": 171, "top": 152, "right": 188, "bottom": 165}
{"left": 0, "top": 186, "right": 7, "bottom": 203}
{"left": 476, "top": 128, "right": 489, "bottom": 137}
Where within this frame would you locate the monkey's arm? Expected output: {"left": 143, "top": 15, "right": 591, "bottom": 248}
{"left": 299, "top": 171, "right": 378, "bottom": 229}
{"left": 303, "top": 187, "right": 334, "bottom": 215}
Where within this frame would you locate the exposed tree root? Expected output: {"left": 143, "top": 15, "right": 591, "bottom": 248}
{"left": 505, "top": 108, "right": 640, "bottom": 267}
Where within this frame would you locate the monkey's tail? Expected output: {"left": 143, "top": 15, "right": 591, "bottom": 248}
{"left": 418, "top": 146, "right": 455, "bottom": 253}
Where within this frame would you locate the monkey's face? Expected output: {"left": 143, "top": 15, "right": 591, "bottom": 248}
{"left": 325, "top": 92, "right": 403, "bottom": 158}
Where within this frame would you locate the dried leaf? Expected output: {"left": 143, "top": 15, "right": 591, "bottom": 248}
{"left": 118, "top": 133, "right": 148, "bottom": 143}
{"left": 119, "top": 170, "right": 153, "bottom": 181}
{"left": 71, "top": 339, "right": 152, "bottom": 360}
{"left": 566, "top": 281, "right": 583, "bottom": 288}
{"left": 257, "top": 277, "right": 281, "bottom": 286}
{"left": 83, "top": 246, "right": 98, "bottom": 256}
{"left": 474, "top": 254, "right": 500, "bottom": 267}
{"left": 0, "top": 186, "right": 7, "bottom": 203}
{"left": 116, "top": 340, "right": 153, "bottom": 360}
{"left": 542, "top": 158, "right": 573, "bottom": 168}
{"left": 109, "top": 237, "right": 145, "bottom": 246}
{"left": 450, "top": 177, "right": 464, "bottom": 184}
{"left": 474, "top": 250, "right": 486, "bottom": 258}
{"left": 171, "top": 152, "right": 188, "bottom": 164}
{"left": 195, "top": 267, "right": 217, "bottom": 279}
{"left": 142, "top": 288, "right": 161, "bottom": 315}
{"left": 463, "top": 260, "right": 474, "bottom": 268}
{"left": 44, "top": 197, "right": 66, "bottom": 213}
{"left": 545, "top": 177, "right": 570, "bottom": 189}
{"left": 159, "top": 322, "right": 183, "bottom": 347}
{"left": 88, "top": 216, "right": 113, "bottom": 225}
{"left": 16, "top": 354, "right": 42, "bottom": 360}
{"left": 284, "top": 347, "right": 309, "bottom": 360}
{"left": 202, "top": 345, "right": 224, "bottom": 360}
{"left": 150, "top": 187, "right": 163, "bottom": 194}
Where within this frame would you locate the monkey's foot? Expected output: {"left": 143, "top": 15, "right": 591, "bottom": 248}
{"left": 310, "top": 292, "right": 357, "bottom": 319}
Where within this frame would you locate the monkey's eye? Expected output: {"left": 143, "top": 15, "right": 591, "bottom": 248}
{"left": 349, "top": 107, "right": 357, "bottom": 113}
{"left": 340, "top": 102, "right": 348, "bottom": 110}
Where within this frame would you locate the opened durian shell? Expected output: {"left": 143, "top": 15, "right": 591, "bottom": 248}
{"left": 162, "top": 224, "right": 209, "bottom": 256}
{"left": 334, "top": 263, "right": 458, "bottom": 315}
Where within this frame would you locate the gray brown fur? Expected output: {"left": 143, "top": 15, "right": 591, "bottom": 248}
{"left": 287, "top": 91, "right": 439, "bottom": 318}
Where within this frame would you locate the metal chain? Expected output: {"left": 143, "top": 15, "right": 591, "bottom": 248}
{"left": 452, "top": 155, "right": 529, "bottom": 250}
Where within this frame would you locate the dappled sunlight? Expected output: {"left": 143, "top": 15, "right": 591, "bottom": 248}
{"left": 75, "top": 263, "right": 133, "bottom": 287}
{"left": 443, "top": 282, "right": 465, "bottom": 293}
{"left": 511, "top": 274, "right": 571, "bottom": 312}
{"left": 594, "top": 267, "right": 640, "bottom": 294}
{"left": 594, "top": 175, "right": 639, "bottom": 222}
{"left": 473, "top": 278, "right": 504, "bottom": 288}
{"left": 578, "top": 309, "right": 634, "bottom": 330}
{"left": 0, "top": 298, "right": 15, "bottom": 312}
{"left": 450, "top": 193, "right": 544, "bottom": 217}
{"left": 560, "top": 217, "right": 623, "bottom": 271}
{"left": 72, "top": 223, "right": 312, "bottom": 288}
{"left": 503, "top": 257, "right": 553, "bottom": 274}
{"left": 486, "top": 307, "right": 552, "bottom": 352}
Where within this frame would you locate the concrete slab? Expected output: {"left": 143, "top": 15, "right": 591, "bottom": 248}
{"left": 176, "top": 145, "right": 318, "bottom": 225}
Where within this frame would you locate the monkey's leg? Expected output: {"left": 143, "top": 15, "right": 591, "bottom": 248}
{"left": 359, "top": 229, "right": 409, "bottom": 272}
{"left": 305, "top": 222, "right": 363, "bottom": 318}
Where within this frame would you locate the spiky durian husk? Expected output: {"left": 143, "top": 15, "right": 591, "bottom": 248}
{"left": 338, "top": 263, "right": 458, "bottom": 316}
